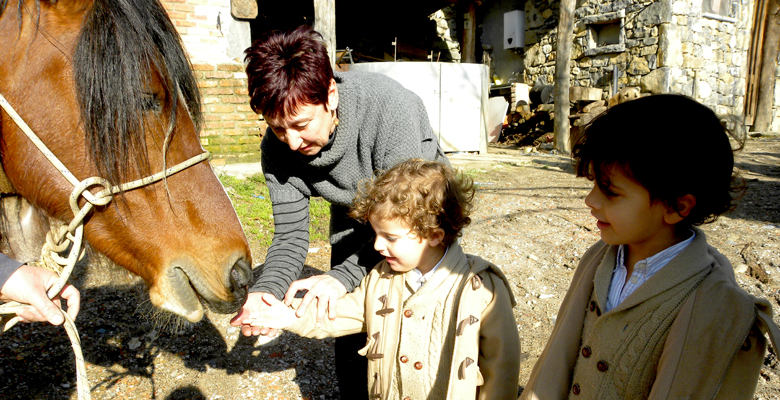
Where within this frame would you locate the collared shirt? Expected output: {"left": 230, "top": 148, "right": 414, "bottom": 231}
{"left": 408, "top": 246, "right": 449, "bottom": 291}
{"left": 605, "top": 231, "right": 696, "bottom": 312}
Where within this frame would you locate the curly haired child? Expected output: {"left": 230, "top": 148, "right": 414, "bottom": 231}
{"left": 247, "top": 158, "right": 521, "bottom": 399}
{"left": 521, "top": 94, "right": 780, "bottom": 400}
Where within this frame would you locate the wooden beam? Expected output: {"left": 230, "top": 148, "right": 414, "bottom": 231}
{"left": 461, "top": 1, "right": 477, "bottom": 63}
{"left": 754, "top": 0, "right": 780, "bottom": 132}
{"left": 314, "top": 0, "right": 336, "bottom": 69}
{"left": 745, "top": 0, "right": 770, "bottom": 126}
{"left": 554, "top": 0, "right": 575, "bottom": 152}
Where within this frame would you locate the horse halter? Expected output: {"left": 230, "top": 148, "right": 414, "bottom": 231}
{"left": 0, "top": 91, "right": 210, "bottom": 400}
{"left": 0, "top": 90, "right": 209, "bottom": 233}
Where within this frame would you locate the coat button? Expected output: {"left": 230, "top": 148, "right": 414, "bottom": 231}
{"left": 572, "top": 384, "right": 580, "bottom": 395}
{"left": 403, "top": 397, "right": 411, "bottom": 400}
{"left": 414, "top": 362, "right": 423, "bottom": 370}
{"left": 400, "top": 355, "right": 409, "bottom": 363}
{"left": 589, "top": 301, "right": 596, "bottom": 312}
{"left": 404, "top": 309, "right": 413, "bottom": 318}
{"left": 581, "top": 346, "right": 592, "bottom": 358}
{"left": 597, "top": 360, "right": 608, "bottom": 372}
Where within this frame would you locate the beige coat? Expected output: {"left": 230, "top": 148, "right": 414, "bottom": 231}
{"left": 521, "top": 228, "right": 780, "bottom": 400}
{"left": 287, "top": 243, "right": 521, "bottom": 400}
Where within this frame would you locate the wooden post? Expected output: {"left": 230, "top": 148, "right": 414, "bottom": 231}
{"left": 461, "top": 1, "right": 477, "bottom": 63}
{"left": 314, "top": 0, "right": 336, "bottom": 69}
{"left": 554, "top": 0, "right": 575, "bottom": 152}
{"left": 754, "top": 0, "right": 780, "bottom": 132}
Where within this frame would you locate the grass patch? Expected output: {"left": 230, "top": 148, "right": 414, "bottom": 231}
{"left": 219, "top": 173, "right": 331, "bottom": 249}
{"left": 462, "top": 168, "right": 487, "bottom": 178}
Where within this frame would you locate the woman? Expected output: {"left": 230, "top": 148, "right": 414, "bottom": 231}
{"left": 230, "top": 25, "right": 449, "bottom": 399}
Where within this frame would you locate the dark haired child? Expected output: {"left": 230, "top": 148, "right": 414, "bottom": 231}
{"left": 521, "top": 94, "right": 780, "bottom": 400}
{"left": 246, "top": 158, "right": 521, "bottom": 399}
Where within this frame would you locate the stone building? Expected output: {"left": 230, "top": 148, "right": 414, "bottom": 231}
{"left": 516, "top": 0, "right": 780, "bottom": 131}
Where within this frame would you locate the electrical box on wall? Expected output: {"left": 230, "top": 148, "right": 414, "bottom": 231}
{"left": 503, "top": 10, "right": 525, "bottom": 50}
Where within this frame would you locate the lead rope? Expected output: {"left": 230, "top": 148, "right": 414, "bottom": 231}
{"left": 0, "top": 92, "right": 209, "bottom": 399}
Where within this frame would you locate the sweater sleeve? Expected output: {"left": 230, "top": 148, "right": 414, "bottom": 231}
{"left": 250, "top": 134, "right": 312, "bottom": 300}
{"left": 0, "top": 252, "right": 24, "bottom": 291}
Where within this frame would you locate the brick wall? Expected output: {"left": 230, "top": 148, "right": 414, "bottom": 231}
{"left": 193, "top": 63, "right": 265, "bottom": 164}
{"left": 161, "top": 0, "right": 262, "bottom": 165}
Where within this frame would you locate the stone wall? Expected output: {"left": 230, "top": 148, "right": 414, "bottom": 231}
{"left": 430, "top": 6, "right": 462, "bottom": 62}
{"left": 522, "top": 0, "right": 757, "bottom": 120}
{"left": 161, "top": 0, "right": 261, "bottom": 164}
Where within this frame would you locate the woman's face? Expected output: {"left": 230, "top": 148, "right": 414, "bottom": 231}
{"left": 265, "top": 79, "right": 339, "bottom": 156}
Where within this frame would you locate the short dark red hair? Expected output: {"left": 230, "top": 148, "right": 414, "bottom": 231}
{"left": 245, "top": 25, "right": 333, "bottom": 119}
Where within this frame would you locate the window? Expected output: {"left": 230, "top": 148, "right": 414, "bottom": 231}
{"left": 703, "top": 0, "right": 737, "bottom": 22}
{"left": 581, "top": 9, "right": 626, "bottom": 56}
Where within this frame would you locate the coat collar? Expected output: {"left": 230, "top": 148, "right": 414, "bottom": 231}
{"left": 594, "top": 227, "right": 713, "bottom": 314}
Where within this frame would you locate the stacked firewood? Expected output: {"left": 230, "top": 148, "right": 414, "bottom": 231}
{"left": 497, "top": 104, "right": 553, "bottom": 147}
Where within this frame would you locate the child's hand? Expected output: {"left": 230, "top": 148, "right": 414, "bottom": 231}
{"left": 242, "top": 293, "right": 299, "bottom": 330}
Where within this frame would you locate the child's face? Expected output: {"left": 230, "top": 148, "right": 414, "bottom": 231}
{"left": 369, "top": 215, "right": 445, "bottom": 275}
{"left": 584, "top": 168, "right": 680, "bottom": 259}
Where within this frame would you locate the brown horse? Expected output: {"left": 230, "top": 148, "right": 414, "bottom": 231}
{"left": 0, "top": 0, "right": 252, "bottom": 322}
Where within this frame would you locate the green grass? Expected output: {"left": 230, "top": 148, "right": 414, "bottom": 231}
{"left": 218, "top": 173, "right": 331, "bottom": 248}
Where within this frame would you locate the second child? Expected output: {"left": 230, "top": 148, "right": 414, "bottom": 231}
{"left": 247, "top": 158, "right": 521, "bottom": 399}
{"left": 521, "top": 94, "right": 780, "bottom": 400}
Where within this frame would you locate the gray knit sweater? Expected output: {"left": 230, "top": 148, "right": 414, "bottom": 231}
{"left": 251, "top": 71, "right": 449, "bottom": 300}
{"left": 0, "top": 253, "right": 23, "bottom": 290}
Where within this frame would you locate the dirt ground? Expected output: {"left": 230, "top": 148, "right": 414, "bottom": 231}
{"left": 1, "top": 137, "right": 779, "bottom": 400}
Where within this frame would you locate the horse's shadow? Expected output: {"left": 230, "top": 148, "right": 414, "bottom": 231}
{"left": 0, "top": 265, "right": 339, "bottom": 399}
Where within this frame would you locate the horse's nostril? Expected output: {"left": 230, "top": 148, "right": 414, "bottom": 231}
{"left": 230, "top": 258, "right": 252, "bottom": 289}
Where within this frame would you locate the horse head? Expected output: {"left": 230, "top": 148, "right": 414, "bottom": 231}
{"left": 0, "top": 0, "right": 252, "bottom": 322}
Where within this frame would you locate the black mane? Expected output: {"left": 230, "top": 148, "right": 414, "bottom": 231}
{"left": 74, "top": 0, "right": 203, "bottom": 184}
{"left": 2, "top": 0, "right": 203, "bottom": 185}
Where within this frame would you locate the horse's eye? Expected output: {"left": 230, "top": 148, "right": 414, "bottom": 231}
{"left": 141, "top": 94, "right": 162, "bottom": 112}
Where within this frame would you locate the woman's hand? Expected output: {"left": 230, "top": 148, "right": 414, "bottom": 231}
{"left": 0, "top": 265, "right": 80, "bottom": 325}
{"left": 284, "top": 275, "right": 347, "bottom": 326}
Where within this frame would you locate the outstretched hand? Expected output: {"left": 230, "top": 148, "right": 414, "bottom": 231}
{"left": 242, "top": 293, "right": 299, "bottom": 330}
{"left": 230, "top": 292, "right": 281, "bottom": 338}
{"left": 0, "top": 264, "right": 80, "bottom": 325}
{"left": 284, "top": 274, "right": 347, "bottom": 325}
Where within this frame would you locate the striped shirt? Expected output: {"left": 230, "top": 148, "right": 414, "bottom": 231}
{"left": 605, "top": 231, "right": 696, "bottom": 312}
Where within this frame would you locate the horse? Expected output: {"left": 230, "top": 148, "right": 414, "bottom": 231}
{"left": 0, "top": 0, "right": 252, "bottom": 323}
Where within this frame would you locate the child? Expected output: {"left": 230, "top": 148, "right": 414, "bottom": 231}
{"left": 247, "top": 158, "right": 521, "bottom": 399}
{"left": 521, "top": 94, "right": 780, "bottom": 400}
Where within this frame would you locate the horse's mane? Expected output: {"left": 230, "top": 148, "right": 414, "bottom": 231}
{"left": 74, "top": 0, "right": 203, "bottom": 185}
{"left": 1, "top": 0, "right": 203, "bottom": 185}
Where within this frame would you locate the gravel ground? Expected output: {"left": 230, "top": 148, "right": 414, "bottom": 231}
{"left": 0, "top": 137, "right": 778, "bottom": 399}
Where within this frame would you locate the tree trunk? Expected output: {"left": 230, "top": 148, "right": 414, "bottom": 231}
{"left": 554, "top": 0, "right": 575, "bottom": 153}
{"left": 313, "top": 0, "right": 336, "bottom": 69}
{"left": 754, "top": 0, "right": 780, "bottom": 132}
